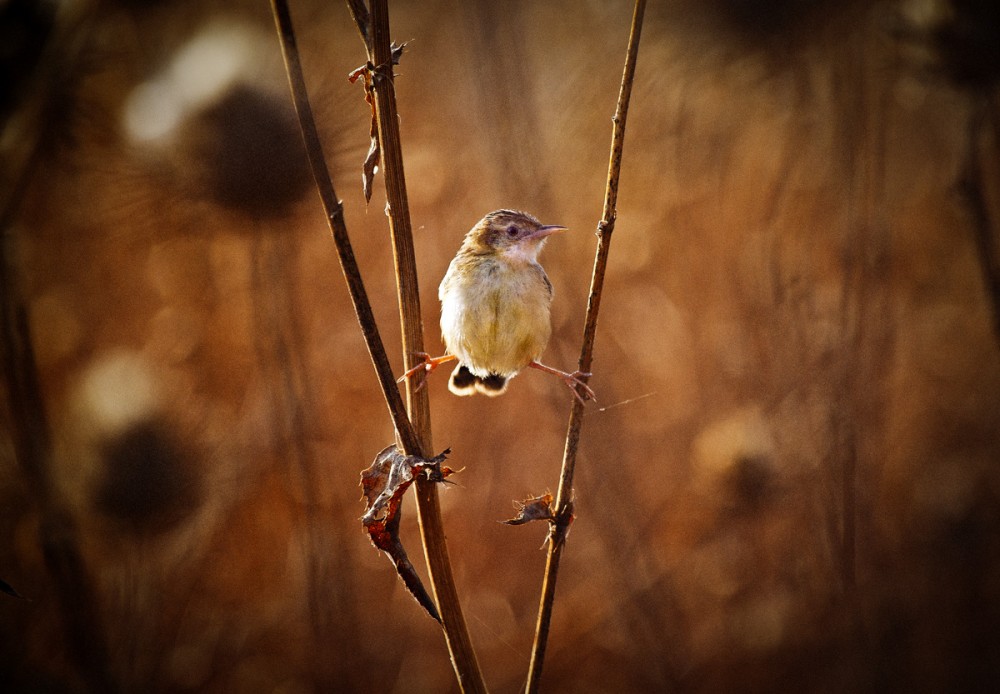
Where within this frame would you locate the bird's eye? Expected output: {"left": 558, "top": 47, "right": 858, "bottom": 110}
{"left": 506, "top": 224, "right": 518, "bottom": 237}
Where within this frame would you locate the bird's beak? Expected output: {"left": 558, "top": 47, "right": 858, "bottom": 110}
{"left": 526, "top": 224, "right": 567, "bottom": 241}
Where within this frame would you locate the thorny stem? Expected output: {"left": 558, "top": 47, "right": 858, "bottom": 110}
{"left": 353, "top": 2, "right": 487, "bottom": 691}
{"left": 525, "top": 1, "right": 646, "bottom": 691}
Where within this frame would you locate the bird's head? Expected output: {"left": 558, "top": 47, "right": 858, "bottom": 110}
{"left": 463, "top": 209, "right": 566, "bottom": 262}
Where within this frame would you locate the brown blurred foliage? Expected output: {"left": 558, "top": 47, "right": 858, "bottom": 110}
{"left": 2, "top": 0, "right": 1000, "bottom": 692}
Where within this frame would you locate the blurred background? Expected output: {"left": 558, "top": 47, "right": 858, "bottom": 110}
{"left": 2, "top": 0, "right": 999, "bottom": 692}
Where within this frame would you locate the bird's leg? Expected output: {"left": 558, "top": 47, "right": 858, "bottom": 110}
{"left": 528, "top": 361, "right": 596, "bottom": 404}
{"left": 397, "top": 352, "right": 457, "bottom": 390}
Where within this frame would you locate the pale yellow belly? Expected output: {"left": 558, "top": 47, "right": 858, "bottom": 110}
{"left": 440, "top": 261, "right": 552, "bottom": 377}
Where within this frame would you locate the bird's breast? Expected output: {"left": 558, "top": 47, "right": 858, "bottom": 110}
{"left": 439, "top": 257, "right": 552, "bottom": 377}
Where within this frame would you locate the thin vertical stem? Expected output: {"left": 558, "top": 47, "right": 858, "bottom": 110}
{"left": 525, "top": 1, "right": 646, "bottom": 691}
{"left": 364, "top": 2, "right": 486, "bottom": 690}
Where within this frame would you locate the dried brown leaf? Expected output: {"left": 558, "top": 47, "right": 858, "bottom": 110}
{"left": 348, "top": 42, "right": 406, "bottom": 204}
{"left": 360, "top": 445, "right": 454, "bottom": 621}
{"left": 362, "top": 136, "right": 380, "bottom": 204}
{"left": 503, "top": 493, "right": 555, "bottom": 526}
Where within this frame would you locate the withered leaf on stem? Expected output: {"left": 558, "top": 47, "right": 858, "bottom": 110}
{"left": 503, "top": 493, "right": 555, "bottom": 526}
{"left": 360, "top": 444, "right": 454, "bottom": 622}
{"left": 348, "top": 42, "right": 407, "bottom": 203}
{"left": 361, "top": 136, "right": 380, "bottom": 203}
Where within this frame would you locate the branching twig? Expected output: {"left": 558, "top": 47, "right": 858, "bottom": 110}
{"left": 272, "top": 1, "right": 485, "bottom": 690}
{"left": 270, "top": 0, "right": 418, "bottom": 452}
{"left": 351, "top": 1, "right": 487, "bottom": 690}
{"left": 525, "top": 1, "right": 646, "bottom": 691}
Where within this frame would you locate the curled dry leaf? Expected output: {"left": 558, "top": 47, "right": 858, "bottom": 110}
{"left": 360, "top": 444, "right": 453, "bottom": 622}
{"left": 505, "top": 494, "right": 576, "bottom": 549}
{"left": 503, "top": 493, "right": 555, "bottom": 526}
{"left": 361, "top": 137, "right": 380, "bottom": 203}
{"left": 348, "top": 61, "right": 379, "bottom": 203}
{"left": 348, "top": 42, "right": 408, "bottom": 203}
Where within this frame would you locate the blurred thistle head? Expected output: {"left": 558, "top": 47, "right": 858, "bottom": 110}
{"left": 462, "top": 209, "right": 566, "bottom": 259}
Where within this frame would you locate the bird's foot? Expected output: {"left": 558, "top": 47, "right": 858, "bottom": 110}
{"left": 397, "top": 352, "right": 457, "bottom": 391}
{"left": 563, "top": 370, "right": 596, "bottom": 405}
{"left": 528, "top": 361, "right": 596, "bottom": 405}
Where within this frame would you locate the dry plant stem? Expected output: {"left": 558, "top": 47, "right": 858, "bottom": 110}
{"left": 0, "top": 259, "right": 117, "bottom": 694}
{"left": 365, "top": 0, "right": 431, "bottom": 449}
{"left": 525, "top": 1, "right": 646, "bottom": 691}
{"left": 361, "top": 1, "right": 487, "bottom": 691}
{"left": 345, "top": 0, "right": 370, "bottom": 44}
{"left": 963, "top": 95, "right": 1000, "bottom": 347}
{"left": 0, "top": 5, "right": 116, "bottom": 690}
{"left": 270, "top": 0, "right": 418, "bottom": 452}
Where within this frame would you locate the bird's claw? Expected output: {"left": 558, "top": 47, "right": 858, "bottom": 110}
{"left": 397, "top": 352, "right": 456, "bottom": 391}
{"left": 397, "top": 351, "right": 432, "bottom": 385}
{"left": 565, "top": 371, "right": 596, "bottom": 405}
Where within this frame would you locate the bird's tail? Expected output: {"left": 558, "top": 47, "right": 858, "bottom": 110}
{"left": 449, "top": 364, "right": 508, "bottom": 397}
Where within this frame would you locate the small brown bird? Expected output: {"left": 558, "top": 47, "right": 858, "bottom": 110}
{"left": 401, "top": 209, "right": 594, "bottom": 403}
